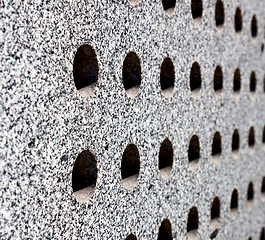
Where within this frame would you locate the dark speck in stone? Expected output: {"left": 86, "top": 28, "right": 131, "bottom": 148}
{"left": 28, "top": 139, "right": 35, "bottom": 148}
{"left": 210, "top": 229, "right": 218, "bottom": 239}
{"left": 61, "top": 155, "right": 68, "bottom": 161}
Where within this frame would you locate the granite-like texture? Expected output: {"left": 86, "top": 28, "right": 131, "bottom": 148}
{"left": 1, "top": 0, "right": 265, "bottom": 239}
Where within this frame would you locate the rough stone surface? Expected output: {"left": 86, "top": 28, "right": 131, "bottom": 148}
{"left": 0, "top": 0, "right": 265, "bottom": 239}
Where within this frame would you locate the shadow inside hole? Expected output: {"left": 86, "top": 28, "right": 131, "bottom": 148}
{"left": 191, "top": 0, "right": 203, "bottom": 20}
{"left": 263, "top": 126, "right": 265, "bottom": 144}
{"left": 261, "top": 228, "right": 265, "bottom": 240}
{"left": 233, "top": 68, "right": 241, "bottom": 92}
{"left": 73, "top": 44, "right": 98, "bottom": 95}
{"left": 122, "top": 52, "right": 141, "bottom": 98}
{"left": 212, "top": 132, "right": 222, "bottom": 157}
{"left": 162, "top": 0, "right": 176, "bottom": 16}
{"left": 187, "top": 207, "right": 199, "bottom": 239}
{"left": 210, "top": 197, "right": 220, "bottom": 231}
{"left": 215, "top": 0, "right": 225, "bottom": 27}
{"left": 159, "top": 139, "right": 173, "bottom": 179}
{"left": 72, "top": 150, "right": 97, "bottom": 202}
{"left": 248, "top": 127, "right": 255, "bottom": 147}
{"left": 121, "top": 144, "right": 140, "bottom": 190}
{"left": 251, "top": 15, "right": 258, "bottom": 38}
{"left": 158, "top": 219, "right": 172, "bottom": 240}
{"left": 190, "top": 62, "right": 202, "bottom": 92}
{"left": 247, "top": 182, "right": 254, "bottom": 208}
{"left": 250, "top": 72, "right": 256, "bottom": 92}
{"left": 230, "top": 189, "right": 239, "bottom": 219}
{"left": 234, "top": 7, "right": 242, "bottom": 33}
{"left": 213, "top": 66, "right": 223, "bottom": 92}
{"left": 125, "top": 234, "right": 137, "bottom": 240}
{"left": 210, "top": 229, "right": 219, "bottom": 239}
{"left": 232, "top": 129, "right": 240, "bottom": 154}
{"left": 160, "top": 57, "right": 175, "bottom": 97}
{"left": 188, "top": 135, "right": 200, "bottom": 171}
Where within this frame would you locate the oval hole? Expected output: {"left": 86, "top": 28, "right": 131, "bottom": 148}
{"left": 191, "top": 0, "right": 203, "bottom": 20}
{"left": 251, "top": 15, "right": 258, "bottom": 38}
{"left": 188, "top": 135, "right": 200, "bottom": 172}
{"left": 230, "top": 189, "right": 239, "bottom": 219}
{"left": 247, "top": 182, "right": 254, "bottom": 210}
{"left": 248, "top": 127, "right": 255, "bottom": 148}
{"left": 158, "top": 219, "right": 173, "bottom": 240}
{"left": 232, "top": 129, "right": 240, "bottom": 157}
{"left": 73, "top": 44, "right": 98, "bottom": 97}
{"left": 233, "top": 68, "right": 241, "bottom": 93}
{"left": 210, "top": 197, "right": 220, "bottom": 232}
{"left": 159, "top": 138, "right": 173, "bottom": 180}
{"left": 250, "top": 72, "right": 256, "bottom": 93}
{"left": 162, "top": 0, "right": 176, "bottom": 17}
{"left": 123, "top": 52, "right": 141, "bottom": 98}
{"left": 187, "top": 207, "right": 199, "bottom": 240}
{"left": 213, "top": 66, "right": 223, "bottom": 92}
{"left": 160, "top": 57, "right": 175, "bottom": 98}
{"left": 215, "top": 0, "right": 225, "bottom": 27}
{"left": 121, "top": 144, "right": 140, "bottom": 190}
{"left": 234, "top": 7, "right": 243, "bottom": 33}
{"left": 125, "top": 234, "right": 137, "bottom": 240}
{"left": 190, "top": 62, "right": 202, "bottom": 94}
{"left": 72, "top": 150, "right": 97, "bottom": 203}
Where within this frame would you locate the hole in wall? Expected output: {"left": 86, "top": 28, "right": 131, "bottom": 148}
{"left": 263, "top": 75, "right": 265, "bottom": 93}
{"left": 125, "top": 234, "right": 137, "bottom": 240}
{"left": 188, "top": 135, "right": 200, "bottom": 172}
{"left": 72, "top": 150, "right": 97, "bottom": 203}
{"left": 261, "top": 44, "right": 264, "bottom": 53}
{"left": 162, "top": 0, "right": 176, "bottom": 17}
{"left": 230, "top": 189, "right": 239, "bottom": 219}
{"left": 212, "top": 132, "right": 222, "bottom": 158}
{"left": 210, "top": 197, "right": 220, "bottom": 232}
{"left": 190, "top": 62, "right": 202, "bottom": 94}
{"left": 247, "top": 182, "right": 254, "bottom": 210}
{"left": 248, "top": 127, "right": 255, "bottom": 148}
{"left": 260, "top": 228, "right": 265, "bottom": 240}
{"left": 215, "top": 0, "right": 225, "bottom": 27}
{"left": 187, "top": 207, "right": 199, "bottom": 240}
{"left": 234, "top": 7, "right": 243, "bottom": 33}
{"left": 191, "top": 0, "right": 203, "bottom": 20}
{"left": 262, "top": 177, "right": 265, "bottom": 201}
{"left": 251, "top": 15, "right": 258, "bottom": 38}
{"left": 259, "top": 232, "right": 265, "bottom": 240}
{"left": 232, "top": 129, "right": 240, "bottom": 156}
{"left": 122, "top": 52, "right": 141, "bottom": 98}
{"left": 213, "top": 66, "right": 223, "bottom": 92}
{"left": 233, "top": 68, "right": 241, "bottom": 93}
{"left": 248, "top": 238, "right": 252, "bottom": 240}
{"left": 158, "top": 219, "right": 173, "bottom": 240}
{"left": 73, "top": 44, "right": 99, "bottom": 97}
{"left": 160, "top": 57, "right": 175, "bottom": 98}
{"left": 159, "top": 138, "right": 174, "bottom": 180}
{"left": 121, "top": 144, "right": 140, "bottom": 190}
{"left": 250, "top": 72, "right": 256, "bottom": 92}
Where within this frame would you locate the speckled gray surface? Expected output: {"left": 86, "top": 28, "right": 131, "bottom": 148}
{"left": 1, "top": 0, "right": 265, "bottom": 239}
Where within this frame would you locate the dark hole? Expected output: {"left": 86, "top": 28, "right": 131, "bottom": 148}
{"left": 73, "top": 44, "right": 98, "bottom": 90}
{"left": 210, "top": 229, "right": 219, "bottom": 239}
{"left": 160, "top": 57, "right": 175, "bottom": 95}
{"left": 191, "top": 0, "right": 203, "bottom": 19}
{"left": 234, "top": 7, "right": 242, "bottom": 32}
{"left": 121, "top": 144, "right": 140, "bottom": 180}
{"left": 215, "top": 0, "right": 225, "bottom": 27}
{"left": 158, "top": 219, "right": 172, "bottom": 240}
{"left": 251, "top": 15, "right": 258, "bottom": 38}
{"left": 232, "top": 129, "right": 240, "bottom": 152}
{"left": 248, "top": 127, "right": 255, "bottom": 147}
{"left": 248, "top": 238, "right": 252, "bottom": 240}
{"left": 162, "top": 0, "right": 176, "bottom": 13}
{"left": 261, "top": 43, "right": 264, "bottom": 53}
{"left": 187, "top": 207, "right": 199, "bottom": 232}
{"left": 212, "top": 132, "right": 222, "bottom": 156}
{"left": 261, "top": 228, "right": 265, "bottom": 240}
{"left": 72, "top": 150, "right": 97, "bottom": 192}
{"left": 262, "top": 125, "right": 265, "bottom": 144}
{"left": 262, "top": 177, "right": 265, "bottom": 193}
{"left": 247, "top": 182, "right": 254, "bottom": 201}
{"left": 211, "top": 197, "right": 220, "bottom": 220}
{"left": 190, "top": 62, "right": 202, "bottom": 91}
{"left": 125, "top": 234, "right": 137, "bottom": 240}
{"left": 188, "top": 135, "right": 200, "bottom": 162}
{"left": 250, "top": 72, "right": 256, "bottom": 92}
{"left": 122, "top": 52, "right": 141, "bottom": 95}
{"left": 230, "top": 189, "right": 238, "bottom": 210}
{"left": 233, "top": 68, "right": 241, "bottom": 92}
{"left": 213, "top": 66, "right": 223, "bottom": 91}
{"left": 159, "top": 139, "right": 173, "bottom": 170}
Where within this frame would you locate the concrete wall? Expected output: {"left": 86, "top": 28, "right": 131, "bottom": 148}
{"left": 1, "top": 0, "right": 265, "bottom": 239}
